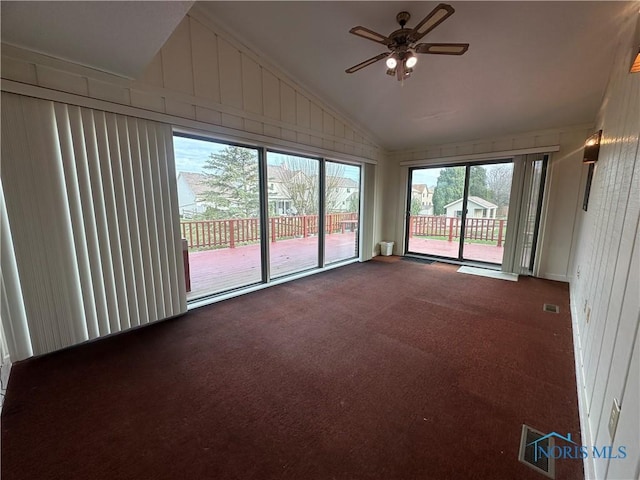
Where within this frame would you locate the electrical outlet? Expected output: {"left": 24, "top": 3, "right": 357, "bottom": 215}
{"left": 577, "top": 266, "right": 581, "bottom": 279}
{"left": 586, "top": 306, "right": 591, "bottom": 324}
{"left": 608, "top": 398, "right": 621, "bottom": 440}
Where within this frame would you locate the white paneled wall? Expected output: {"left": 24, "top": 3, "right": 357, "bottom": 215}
{"left": 1, "top": 11, "right": 382, "bottom": 163}
{"left": 386, "top": 127, "right": 575, "bottom": 164}
{"left": 568, "top": 13, "right": 640, "bottom": 480}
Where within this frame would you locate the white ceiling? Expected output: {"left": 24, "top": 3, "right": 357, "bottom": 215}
{"left": 201, "top": 1, "right": 634, "bottom": 150}
{"left": 1, "top": 1, "right": 193, "bottom": 78}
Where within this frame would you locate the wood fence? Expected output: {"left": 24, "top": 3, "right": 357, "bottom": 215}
{"left": 181, "top": 212, "right": 358, "bottom": 250}
{"left": 409, "top": 216, "right": 506, "bottom": 247}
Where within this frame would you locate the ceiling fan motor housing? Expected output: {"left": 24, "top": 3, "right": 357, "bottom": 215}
{"left": 396, "top": 11, "right": 411, "bottom": 27}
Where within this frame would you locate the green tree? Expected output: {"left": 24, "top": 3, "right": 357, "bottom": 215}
{"left": 432, "top": 166, "right": 489, "bottom": 215}
{"left": 469, "top": 166, "right": 488, "bottom": 200}
{"left": 202, "top": 146, "right": 260, "bottom": 219}
{"left": 432, "top": 168, "right": 464, "bottom": 215}
{"left": 410, "top": 196, "right": 423, "bottom": 215}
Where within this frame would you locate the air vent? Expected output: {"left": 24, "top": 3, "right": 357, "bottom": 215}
{"left": 543, "top": 304, "right": 559, "bottom": 313}
{"left": 518, "top": 425, "right": 555, "bottom": 478}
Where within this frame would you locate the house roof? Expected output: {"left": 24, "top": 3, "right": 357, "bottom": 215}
{"left": 178, "top": 172, "right": 208, "bottom": 197}
{"left": 443, "top": 196, "right": 498, "bottom": 210}
{"left": 412, "top": 184, "right": 430, "bottom": 194}
{"left": 328, "top": 176, "right": 358, "bottom": 189}
{"left": 269, "top": 165, "right": 358, "bottom": 189}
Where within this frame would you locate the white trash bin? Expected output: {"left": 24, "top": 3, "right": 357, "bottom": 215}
{"left": 379, "top": 241, "right": 394, "bottom": 256}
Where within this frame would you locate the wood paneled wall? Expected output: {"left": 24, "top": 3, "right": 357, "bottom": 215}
{"left": 1, "top": 9, "right": 382, "bottom": 163}
{"left": 568, "top": 13, "right": 640, "bottom": 480}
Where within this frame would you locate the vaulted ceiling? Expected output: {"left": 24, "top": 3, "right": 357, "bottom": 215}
{"left": 1, "top": 1, "right": 193, "bottom": 78}
{"left": 2, "top": 1, "right": 635, "bottom": 151}
{"left": 200, "top": 1, "right": 634, "bottom": 150}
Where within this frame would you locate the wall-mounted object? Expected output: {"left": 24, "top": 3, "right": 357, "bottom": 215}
{"left": 583, "top": 130, "right": 602, "bottom": 164}
{"left": 632, "top": 12, "right": 640, "bottom": 73}
{"left": 631, "top": 46, "right": 640, "bottom": 73}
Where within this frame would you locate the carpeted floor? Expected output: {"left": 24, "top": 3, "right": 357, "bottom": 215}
{"left": 1, "top": 261, "right": 583, "bottom": 479}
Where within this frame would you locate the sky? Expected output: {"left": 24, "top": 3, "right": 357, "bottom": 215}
{"left": 173, "top": 135, "right": 360, "bottom": 182}
{"left": 412, "top": 168, "right": 443, "bottom": 188}
{"left": 174, "top": 137, "right": 513, "bottom": 190}
{"left": 412, "top": 163, "right": 513, "bottom": 188}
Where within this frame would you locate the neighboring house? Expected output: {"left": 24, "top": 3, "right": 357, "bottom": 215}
{"left": 268, "top": 165, "right": 359, "bottom": 215}
{"left": 267, "top": 165, "right": 298, "bottom": 215}
{"left": 444, "top": 196, "right": 498, "bottom": 218}
{"left": 412, "top": 184, "right": 434, "bottom": 215}
{"left": 327, "top": 176, "right": 359, "bottom": 212}
{"left": 177, "top": 171, "right": 208, "bottom": 218}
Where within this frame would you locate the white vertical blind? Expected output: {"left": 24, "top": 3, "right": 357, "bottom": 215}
{"left": 1, "top": 92, "right": 186, "bottom": 357}
{"left": 1, "top": 182, "right": 33, "bottom": 361}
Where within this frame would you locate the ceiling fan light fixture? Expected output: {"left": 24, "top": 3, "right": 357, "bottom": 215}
{"left": 405, "top": 53, "right": 418, "bottom": 69}
{"left": 386, "top": 56, "right": 398, "bottom": 69}
{"left": 386, "top": 68, "right": 396, "bottom": 76}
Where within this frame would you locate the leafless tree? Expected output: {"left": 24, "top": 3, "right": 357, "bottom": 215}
{"left": 277, "top": 157, "right": 347, "bottom": 214}
{"left": 486, "top": 165, "right": 512, "bottom": 208}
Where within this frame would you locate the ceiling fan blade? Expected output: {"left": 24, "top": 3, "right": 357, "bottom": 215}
{"left": 415, "top": 43, "right": 469, "bottom": 55}
{"left": 409, "top": 3, "right": 455, "bottom": 42}
{"left": 345, "top": 52, "right": 388, "bottom": 74}
{"left": 349, "top": 26, "right": 392, "bottom": 45}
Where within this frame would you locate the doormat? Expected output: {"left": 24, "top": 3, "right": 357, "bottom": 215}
{"left": 402, "top": 257, "right": 435, "bottom": 265}
{"left": 457, "top": 266, "right": 518, "bottom": 281}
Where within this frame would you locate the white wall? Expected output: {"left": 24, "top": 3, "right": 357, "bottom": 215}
{"left": 568, "top": 12, "right": 640, "bottom": 480}
{"left": 1, "top": 6, "right": 386, "bottom": 259}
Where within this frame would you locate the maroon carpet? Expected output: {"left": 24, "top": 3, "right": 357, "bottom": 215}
{"left": 1, "top": 261, "right": 583, "bottom": 479}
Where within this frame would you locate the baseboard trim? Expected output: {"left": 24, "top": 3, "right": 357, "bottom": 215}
{"left": 570, "top": 296, "right": 596, "bottom": 480}
{"left": 541, "top": 272, "right": 569, "bottom": 283}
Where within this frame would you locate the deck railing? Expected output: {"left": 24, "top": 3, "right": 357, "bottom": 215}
{"left": 409, "top": 215, "right": 506, "bottom": 247}
{"left": 181, "top": 212, "right": 358, "bottom": 250}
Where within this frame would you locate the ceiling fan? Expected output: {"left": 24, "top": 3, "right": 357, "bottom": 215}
{"left": 345, "top": 3, "right": 469, "bottom": 81}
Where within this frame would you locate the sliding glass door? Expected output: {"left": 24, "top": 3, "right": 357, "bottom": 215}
{"left": 517, "top": 155, "right": 548, "bottom": 274}
{"left": 325, "top": 161, "right": 360, "bottom": 264}
{"left": 267, "top": 152, "right": 320, "bottom": 278}
{"left": 174, "top": 136, "right": 262, "bottom": 298}
{"left": 174, "top": 134, "right": 361, "bottom": 300}
{"left": 461, "top": 163, "right": 513, "bottom": 264}
{"left": 407, "top": 160, "right": 513, "bottom": 265}
{"left": 408, "top": 165, "right": 465, "bottom": 259}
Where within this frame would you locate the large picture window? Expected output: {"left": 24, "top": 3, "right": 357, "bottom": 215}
{"left": 174, "top": 134, "right": 362, "bottom": 300}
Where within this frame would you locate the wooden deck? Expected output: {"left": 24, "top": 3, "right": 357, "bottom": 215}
{"left": 408, "top": 237, "right": 504, "bottom": 264}
{"left": 187, "top": 232, "right": 358, "bottom": 299}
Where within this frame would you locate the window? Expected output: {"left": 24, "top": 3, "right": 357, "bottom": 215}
{"left": 174, "top": 134, "right": 363, "bottom": 301}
